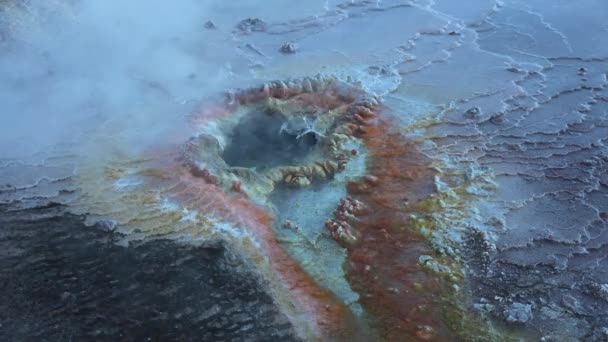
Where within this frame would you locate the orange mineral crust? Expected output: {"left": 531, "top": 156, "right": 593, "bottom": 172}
{"left": 338, "top": 113, "right": 450, "bottom": 340}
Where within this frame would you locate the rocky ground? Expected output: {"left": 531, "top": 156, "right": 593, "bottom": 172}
{"left": 0, "top": 204, "right": 298, "bottom": 341}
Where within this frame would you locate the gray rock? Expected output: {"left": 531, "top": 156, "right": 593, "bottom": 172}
{"left": 504, "top": 303, "right": 533, "bottom": 323}
{"left": 464, "top": 107, "right": 481, "bottom": 119}
{"left": 589, "top": 283, "right": 608, "bottom": 302}
{"left": 280, "top": 42, "right": 297, "bottom": 54}
{"left": 561, "top": 294, "right": 584, "bottom": 314}
{"left": 203, "top": 21, "right": 216, "bottom": 29}
{"left": 236, "top": 18, "right": 267, "bottom": 33}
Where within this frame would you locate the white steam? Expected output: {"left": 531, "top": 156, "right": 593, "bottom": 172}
{"left": 0, "top": 1, "right": 240, "bottom": 158}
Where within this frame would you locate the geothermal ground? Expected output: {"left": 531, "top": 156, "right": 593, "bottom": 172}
{"left": 1, "top": 0, "right": 608, "bottom": 341}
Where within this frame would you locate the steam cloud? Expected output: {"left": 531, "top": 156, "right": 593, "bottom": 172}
{"left": 0, "top": 0, "right": 237, "bottom": 158}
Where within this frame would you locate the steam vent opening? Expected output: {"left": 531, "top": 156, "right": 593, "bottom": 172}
{"left": 222, "top": 109, "right": 319, "bottom": 170}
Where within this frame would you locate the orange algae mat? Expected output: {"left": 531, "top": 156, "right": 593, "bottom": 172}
{"left": 344, "top": 119, "right": 448, "bottom": 341}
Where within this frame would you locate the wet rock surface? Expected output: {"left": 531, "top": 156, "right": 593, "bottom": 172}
{"left": 0, "top": 205, "right": 298, "bottom": 341}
